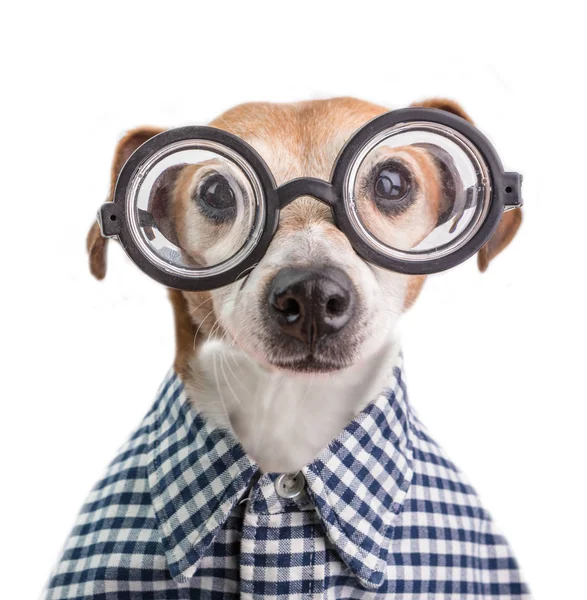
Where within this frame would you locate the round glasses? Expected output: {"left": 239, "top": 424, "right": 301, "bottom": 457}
{"left": 99, "top": 108, "right": 522, "bottom": 291}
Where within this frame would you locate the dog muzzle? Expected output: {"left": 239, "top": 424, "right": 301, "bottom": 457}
{"left": 98, "top": 108, "right": 522, "bottom": 291}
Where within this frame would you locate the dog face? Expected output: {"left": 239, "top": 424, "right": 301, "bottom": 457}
{"left": 88, "top": 98, "right": 522, "bottom": 376}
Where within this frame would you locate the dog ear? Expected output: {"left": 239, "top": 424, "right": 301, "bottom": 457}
{"left": 411, "top": 97, "right": 474, "bottom": 124}
{"left": 476, "top": 209, "right": 522, "bottom": 272}
{"left": 87, "top": 126, "right": 164, "bottom": 279}
{"left": 411, "top": 98, "right": 522, "bottom": 271}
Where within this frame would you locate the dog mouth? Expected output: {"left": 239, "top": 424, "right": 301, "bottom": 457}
{"left": 226, "top": 324, "right": 362, "bottom": 374}
{"left": 226, "top": 326, "right": 362, "bottom": 374}
{"left": 266, "top": 354, "right": 353, "bottom": 374}
{"left": 253, "top": 326, "right": 367, "bottom": 374}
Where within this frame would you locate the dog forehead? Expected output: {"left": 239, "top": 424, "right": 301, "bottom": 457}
{"left": 209, "top": 98, "right": 388, "bottom": 184}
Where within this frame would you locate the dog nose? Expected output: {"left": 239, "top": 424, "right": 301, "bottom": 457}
{"left": 268, "top": 267, "right": 355, "bottom": 348}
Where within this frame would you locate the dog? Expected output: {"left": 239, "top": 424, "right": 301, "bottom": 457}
{"left": 47, "top": 97, "right": 529, "bottom": 599}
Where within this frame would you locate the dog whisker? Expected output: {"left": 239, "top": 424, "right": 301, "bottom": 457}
{"left": 235, "top": 262, "right": 259, "bottom": 282}
{"left": 220, "top": 331, "right": 254, "bottom": 397}
{"left": 206, "top": 318, "right": 223, "bottom": 343}
{"left": 225, "top": 340, "right": 254, "bottom": 382}
{"left": 218, "top": 348, "right": 243, "bottom": 409}
{"left": 236, "top": 262, "right": 260, "bottom": 291}
{"left": 212, "top": 351, "right": 231, "bottom": 423}
{"left": 188, "top": 295, "right": 214, "bottom": 316}
{"left": 229, "top": 334, "right": 259, "bottom": 368}
{"left": 193, "top": 308, "right": 216, "bottom": 350}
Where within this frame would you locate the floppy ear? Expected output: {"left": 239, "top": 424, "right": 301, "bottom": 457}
{"left": 477, "top": 209, "right": 522, "bottom": 272}
{"left": 411, "top": 97, "right": 522, "bottom": 271}
{"left": 87, "top": 126, "right": 165, "bottom": 279}
{"left": 411, "top": 97, "right": 474, "bottom": 124}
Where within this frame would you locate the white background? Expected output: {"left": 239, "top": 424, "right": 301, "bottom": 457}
{"left": 2, "top": 2, "right": 585, "bottom": 598}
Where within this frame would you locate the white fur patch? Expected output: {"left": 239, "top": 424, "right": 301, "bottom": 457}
{"left": 186, "top": 337, "right": 401, "bottom": 473}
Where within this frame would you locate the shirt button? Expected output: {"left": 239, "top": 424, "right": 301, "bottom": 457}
{"left": 275, "top": 472, "right": 305, "bottom": 499}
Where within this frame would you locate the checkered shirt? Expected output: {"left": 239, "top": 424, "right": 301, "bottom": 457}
{"left": 45, "top": 361, "right": 530, "bottom": 599}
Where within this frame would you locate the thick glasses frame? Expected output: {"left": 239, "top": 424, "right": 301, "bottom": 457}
{"left": 99, "top": 107, "right": 523, "bottom": 291}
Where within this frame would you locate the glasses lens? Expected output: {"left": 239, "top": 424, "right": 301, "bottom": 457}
{"left": 126, "top": 139, "right": 265, "bottom": 277}
{"left": 346, "top": 122, "right": 491, "bottom": 262}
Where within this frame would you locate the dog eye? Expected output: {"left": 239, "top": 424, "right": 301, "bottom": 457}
{"left": 373, "top": 163, "right": 412, "bottom": 205}
{"left": 195, "top": 174, "right": 237, "bottom": 221}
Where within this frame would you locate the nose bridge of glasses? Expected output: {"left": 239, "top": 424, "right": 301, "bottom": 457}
{"left": 276, "top": 177, "right": 339, "bottom": 209}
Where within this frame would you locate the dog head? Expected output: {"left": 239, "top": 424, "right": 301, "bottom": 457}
{"left": 88, "top": 98, "right": 522, "bottom": 377}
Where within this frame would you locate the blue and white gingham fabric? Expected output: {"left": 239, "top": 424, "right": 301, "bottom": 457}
{"left": 46, "top": 362, "right": 530, "bottom": 599}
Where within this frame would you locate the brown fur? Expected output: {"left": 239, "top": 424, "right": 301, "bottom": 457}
{"left": 477, "top": 209, "right": 522, "bottom": 272}
{"left": 87, "top": 98, "right": 522, "bottom": 372}
{"left": 168, "top": 289, "right": 206, "bottom": 377}
{"left": 411, "top": 98, "right": 474, "bottom": 123}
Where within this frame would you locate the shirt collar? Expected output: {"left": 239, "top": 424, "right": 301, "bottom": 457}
{"left": 146, "top": 359, "right": 414, "bottom": 589}
{"left": 146, "top": 373, "right": 258, "bottom": 582}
